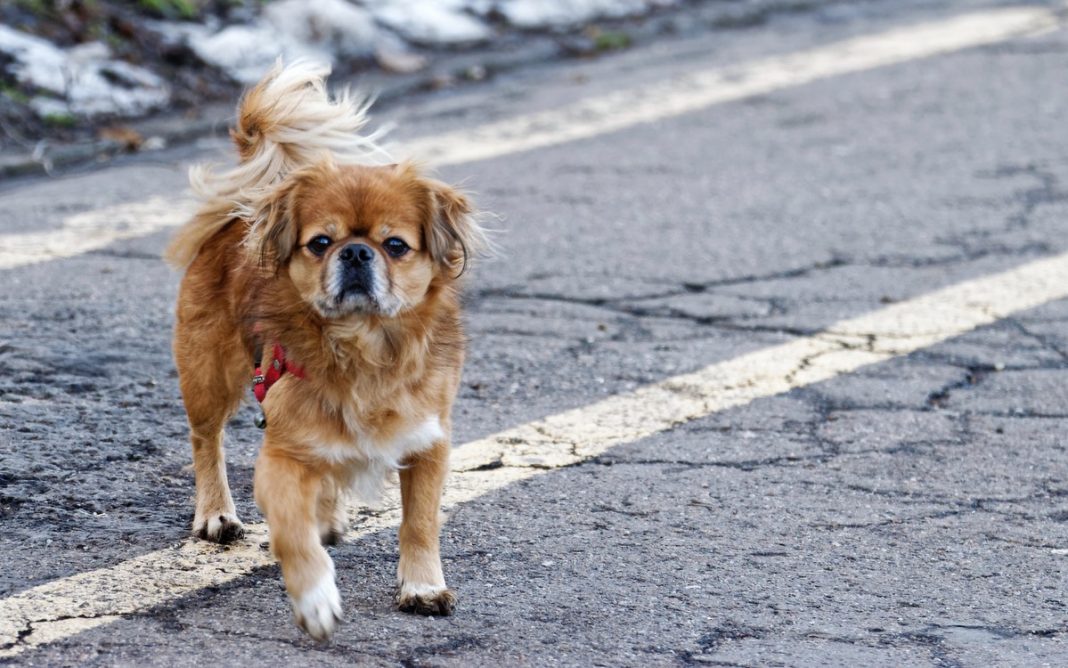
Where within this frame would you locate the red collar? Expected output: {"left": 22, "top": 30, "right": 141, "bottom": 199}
{"left": 252, "top": 342, "right": 306, "bottom": 403}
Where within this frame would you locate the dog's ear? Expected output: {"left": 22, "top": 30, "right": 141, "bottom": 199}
{"left": 249, "top": 171, "right": 308, "bottom": 269}
{"left": 419, "top": 175, "right": 488, "bottom": 276}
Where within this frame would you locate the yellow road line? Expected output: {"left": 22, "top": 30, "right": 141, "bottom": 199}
{"left": 403, "top": 5, "right": 1057, "bottom": 166}
{"left": 0, "top": 197, "right": 195, "bottom": 270}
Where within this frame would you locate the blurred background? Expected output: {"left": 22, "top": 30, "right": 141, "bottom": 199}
{"left": 0, "top": 0, "right": 729, "bottom": 171}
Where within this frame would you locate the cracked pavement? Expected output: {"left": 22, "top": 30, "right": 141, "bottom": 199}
{"left": 3, "top": 0, "right": 1068, "bottom": 665}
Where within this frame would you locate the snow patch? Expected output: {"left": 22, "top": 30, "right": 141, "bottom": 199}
{"left": 173, "top": 0, "right": 386, "bottom": 83}
{"left": 185, "top": 24, "right": 306, "bottom": 84}
{"left": 2, "top": 0, "right": 673, "bottom": 123}
{"left": 0, "top": 25, "right": 170, "bottom": 117}
{"left": 494, "top": 0, "right": 677, "bottom": 29}
{"left": 263, "top": 0, "right": 379, "bottom": 59}
{"left": 366, "top": 0, "right": 492, "bottom": 45}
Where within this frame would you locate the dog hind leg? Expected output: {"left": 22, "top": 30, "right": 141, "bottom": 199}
{"left": 317, "top": 476, "right": 349, "bottom": 546}
{"left": 175, "top": 323, "right": 248, "bottom": 543}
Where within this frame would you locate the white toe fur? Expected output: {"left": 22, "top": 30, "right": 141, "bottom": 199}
{"left": 399, "top": 581, "right": 448, "bottom": 599}
{"left": 193, "top": 511, "right": 244, "bottom": 542}
{"left": 292, "top": 571, "right": 342, "bottom": 640}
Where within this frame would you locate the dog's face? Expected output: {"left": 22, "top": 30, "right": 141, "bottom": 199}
{"left": 256, "top": 162, "right": 480, "bottom": 319}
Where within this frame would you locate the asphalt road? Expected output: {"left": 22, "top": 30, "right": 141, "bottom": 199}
{"left": 3, "top": 0, "right": 1068, "bottom": 665}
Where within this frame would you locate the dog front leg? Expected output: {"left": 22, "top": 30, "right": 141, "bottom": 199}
{"left": 397, "top": 439, "right": 455, "bottom": 615}
{"left": 255, "top": 449, "right": 342, "bottom": 639}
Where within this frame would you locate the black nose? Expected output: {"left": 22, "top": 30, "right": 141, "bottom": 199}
{"left": 339, "top": 243, "right": 374, "bottom": 266}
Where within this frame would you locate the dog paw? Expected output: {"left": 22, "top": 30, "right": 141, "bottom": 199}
{"left": 292, "top": 572, "right": 343, "bottom": 640}
{"left": 396, "top": 583, "right": 456, "bottom": 616}
{"left": 193, "top": 513, "right": 245, "bottom": 544}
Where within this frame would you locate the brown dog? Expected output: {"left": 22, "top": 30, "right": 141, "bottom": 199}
{"left": 166, "top": 62, "right": 486, "bottom": 639}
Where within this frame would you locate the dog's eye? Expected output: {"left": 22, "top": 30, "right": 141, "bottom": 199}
{"left": 383, "top": 237, "right": 410, "bottom": 258}
{"left": 306, "top": 235, "right": 332, "bottom": 256}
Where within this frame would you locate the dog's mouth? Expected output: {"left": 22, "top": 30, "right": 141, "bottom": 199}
{"left": 337, "top": 285, "right": 379, "bottom": 309}
{"left": 314, "top": 283, "right": 402, "bottom": 319}
{"left": 316, "top": 259, "right": 404, "bottom": 319}
{"left": 315, "top": 287, "right": 377, "bottom": 316}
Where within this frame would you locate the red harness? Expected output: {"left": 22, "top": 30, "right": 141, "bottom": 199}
{"left": 252, "top": 342, "right": 306, "bottom": 403}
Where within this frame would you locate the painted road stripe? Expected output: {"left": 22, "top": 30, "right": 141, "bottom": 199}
{"left": 403, "top": 5, "right": 1058, "bottom": 165}
{"left": 6, "top": 248, "right": 1068, "bottom": 656}
{"left": 0, "top": 4, "right": 1060, "bottom": 271}
{"left": 0, "top": 197, "right": 196, "bottom": 270}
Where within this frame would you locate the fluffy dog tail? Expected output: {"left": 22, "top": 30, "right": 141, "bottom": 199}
{"left": 166, "top": 60, "right": 389, "bottom": 268}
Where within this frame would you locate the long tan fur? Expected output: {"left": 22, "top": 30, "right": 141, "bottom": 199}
{"left": 165, "top": 60, "right": 390, "bottom": 269}
{"left": 169, "top": 61, "right": 486, "bottom": 641}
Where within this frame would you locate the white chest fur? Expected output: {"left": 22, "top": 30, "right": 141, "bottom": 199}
{"left": 312, "top": 416, "right": 445, "bottom": 501}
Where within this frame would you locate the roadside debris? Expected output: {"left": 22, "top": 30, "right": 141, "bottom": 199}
{"left": 1, "top": 0, "right": 823, "bottom": 175}
{"left": 0, "top": 0, "right": 663, "bottom": 137}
